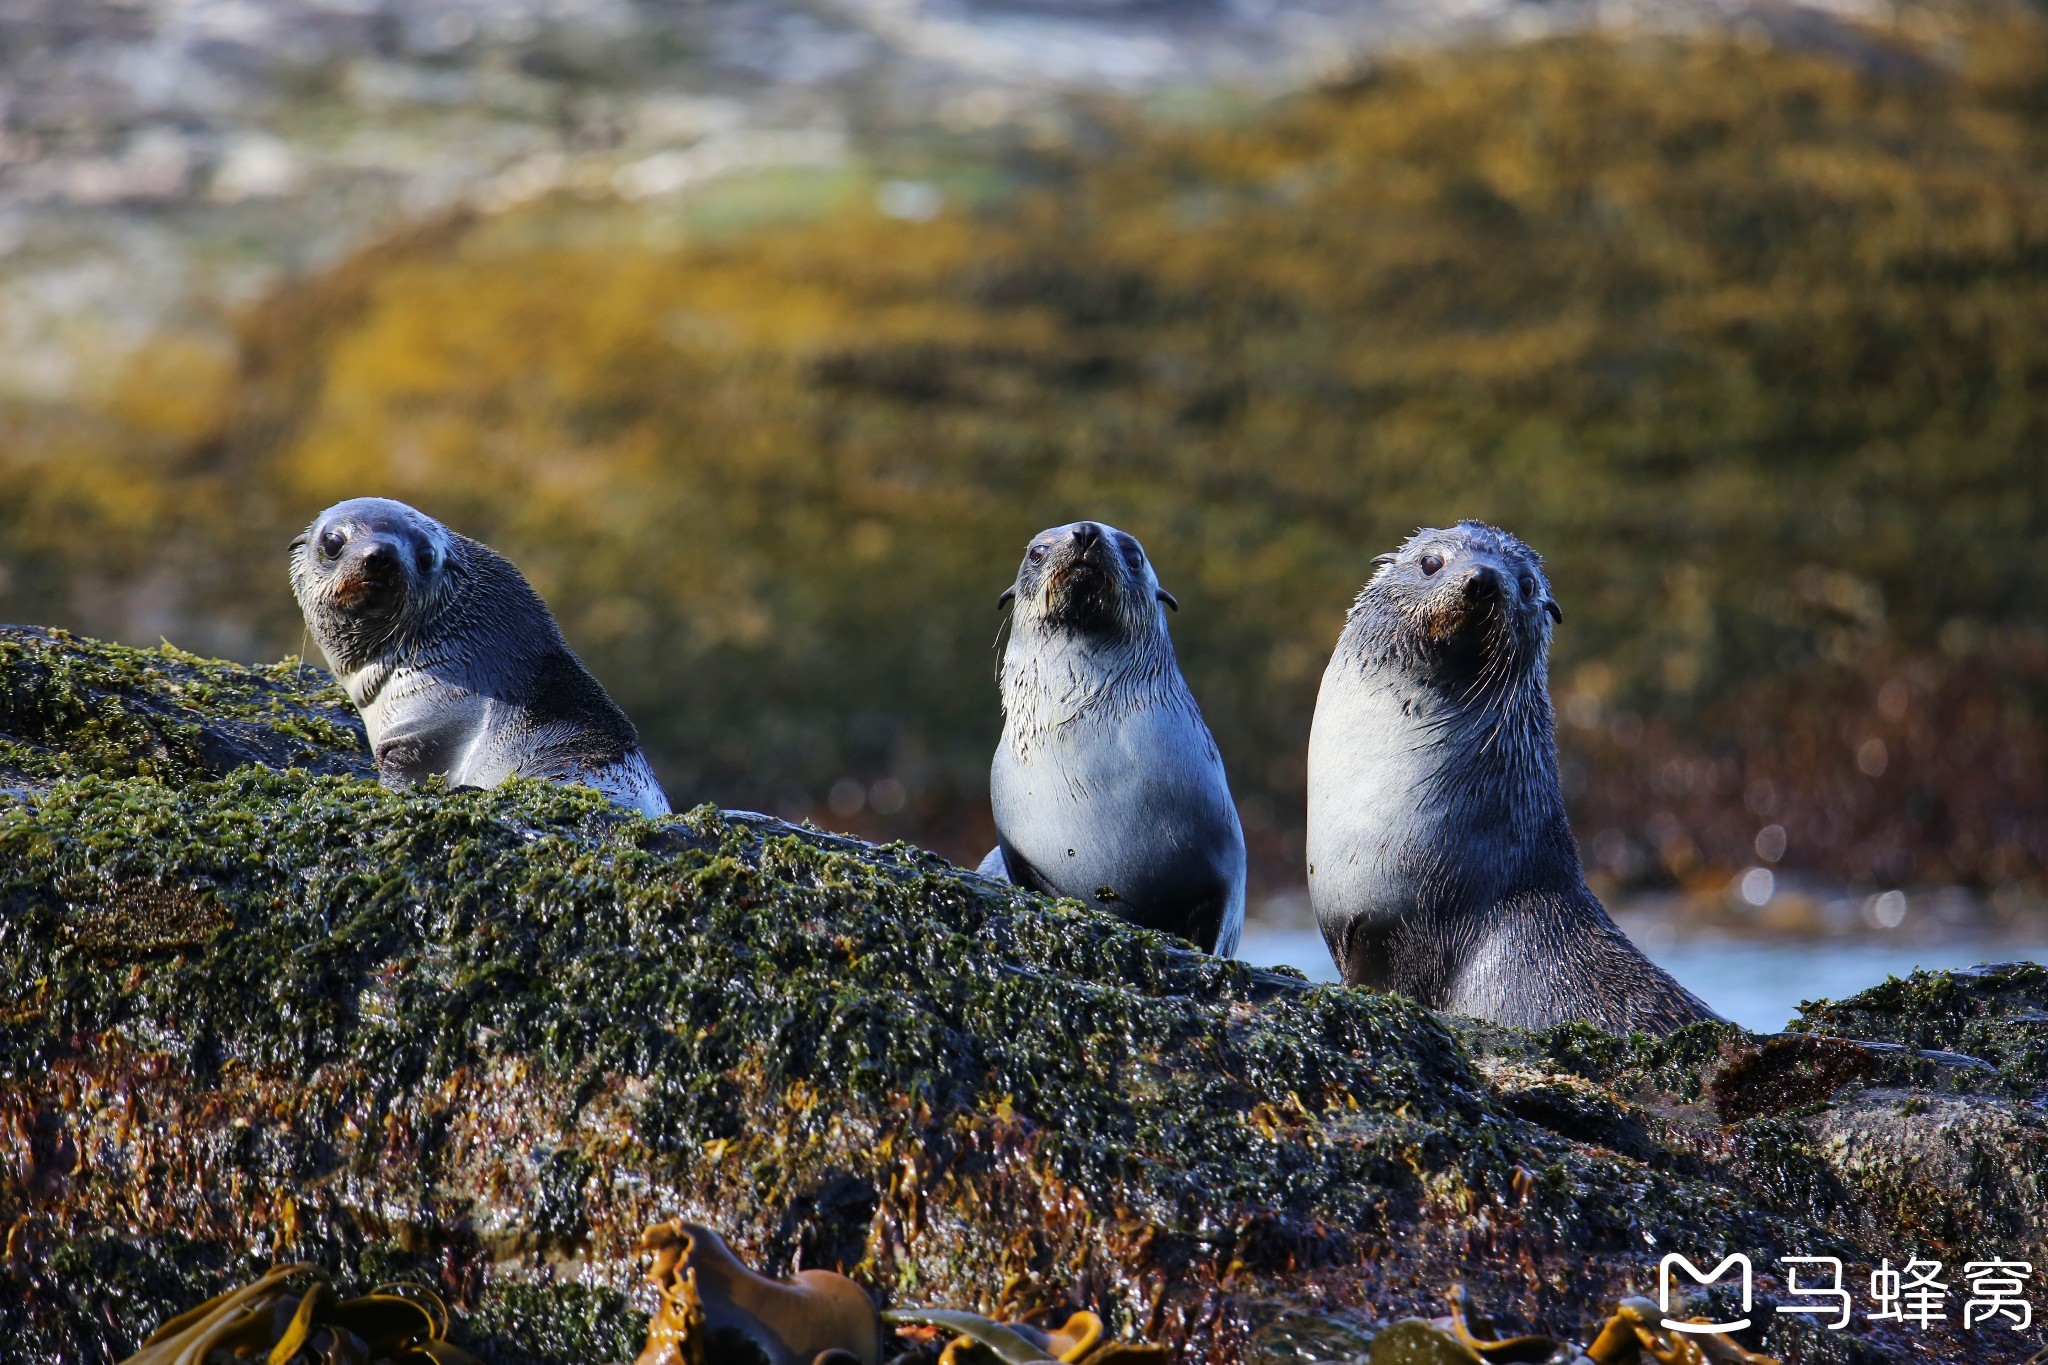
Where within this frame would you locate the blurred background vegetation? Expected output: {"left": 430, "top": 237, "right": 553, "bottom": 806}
{"left": 4, "top": 4, "right": 2047, "bottom": 901}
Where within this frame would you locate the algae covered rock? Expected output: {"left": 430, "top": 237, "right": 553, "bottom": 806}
{"left": 0, "top": 627, "right": 2042, "bottom": 1364}
{"left": 1790, "top": 960, "right": 2048, "bottom": 1090}
{"left": 0, "top": 625, "right": 371, "bottom": 792}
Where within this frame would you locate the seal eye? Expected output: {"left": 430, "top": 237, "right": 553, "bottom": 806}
{"left": 416, "top": 544, "right": 437, "bottom": 575}
{"left": 1119, "top": 534, "right": 1145, "bottom": 575}
{"left": 318, "top": 529, "right": 346, "bottom": 560}
{"left": 1519, "top": 573, "right": 1536, "bottom": 598}
{"left": 1419, "top": 553, "right": 1444, "bottom": 576}
{"left": 1027, "top": 545, "right": 1047, "bottom": 564}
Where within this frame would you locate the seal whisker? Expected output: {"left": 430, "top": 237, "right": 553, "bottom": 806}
{"left": 990, "top": 612, "right": 1012, "bottom": 682}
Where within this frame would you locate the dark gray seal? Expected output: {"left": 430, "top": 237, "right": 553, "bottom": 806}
{"left": 1305, "top": 520, "right": 1718, "bottom": 1034}
{"left": 288, "top": 496, "right": 670, "bottom": 815}
{"left": 977, "top": 520, "right": 1245, "bottom": 956}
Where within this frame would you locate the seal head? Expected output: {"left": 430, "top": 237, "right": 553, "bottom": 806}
{"left": 1306, "top": 520, "right": 1717, "bottom": 1034}
{"left": 289, "top": 497, "right": 670, "bottom": 816}
{"left": 289, "top": 498, "right": 453, "bottom": 671}
{"left": 980, "top": 520, "right": 1246, "bottom": 956}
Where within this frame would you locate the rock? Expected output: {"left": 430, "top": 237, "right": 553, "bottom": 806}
{"left": 0, "top": 626, "right": 2039, "bottom": 1363}
{"left": 0, "top": 626, "right": 372, "bottom": 790}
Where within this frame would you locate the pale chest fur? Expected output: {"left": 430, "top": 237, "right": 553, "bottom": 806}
{"left": 1305, "top": 654, "right": 1455, "bottom": 894}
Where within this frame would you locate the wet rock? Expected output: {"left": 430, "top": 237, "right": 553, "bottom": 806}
{"left": 1709, "top": 1036, "right": 1876, "bottom": 1125}
{"left": 1791, "top": 961, "right": 2048, "bottom": 1091}
{"left": 1811, "top": 1090, "right": 2048, "bottom": 1263}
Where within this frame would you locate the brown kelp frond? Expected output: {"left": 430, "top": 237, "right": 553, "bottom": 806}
{"left": 635, "top": 1221, "right": 880, "bottom": 1365}
{"left": 632, "top": 1226, "right": 1164, "bottom": 1365}
{"left": 1366, "top": 1288, "right": 1779, "bottom": 1365}
{"left": 132, "top": 1263, "right": 318, "bottom": 1354}
{"left": 119, "top": 1267, "right": 477, "bottom": 1365}
{"left": 1430, "top": 1284, "right": 1559, "bottom": 1361}
{"left": 887, "top": 1307, "right": 1167, "bottom": 1365}
{"left": 1582, "top": 1298, "right": 1777, "bottom": 1365}
{"left": 883, "top": 1310, "right": 1056, "bottom": 1365}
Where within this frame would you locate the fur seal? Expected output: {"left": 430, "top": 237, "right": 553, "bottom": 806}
{"left": 978, "top": 520, "right": 1246, "bottom": 956}
{"left": 1305, "top": 520, "right": 1718, "bottom": 1034}
{"left": 288, "top": 497, "right": 670, "bottom": 816}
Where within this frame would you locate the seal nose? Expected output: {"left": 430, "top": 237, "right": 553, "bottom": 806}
{"left": 359, "top": 542, "right": 398, "bottom": 575}
{"left": 1464, "top": 565, "right": 1501, "bottom": 602}
{"left": 1069, "top": 522, "right": 1101, "bottom": 552}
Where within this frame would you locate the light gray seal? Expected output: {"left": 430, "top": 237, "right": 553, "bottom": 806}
{"left": 977, "top": 520, "right": 1246, "bottom": 956}
{"left": 1305, "top": 521, "right": 1718, "bottom": 1035}
{"left": 288, "top": 496, "right": 669, "bottom": 816}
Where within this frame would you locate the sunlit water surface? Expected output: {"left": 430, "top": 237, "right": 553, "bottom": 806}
{"left": 1236, "top": 919, "right": 2048, "bottom": 1034}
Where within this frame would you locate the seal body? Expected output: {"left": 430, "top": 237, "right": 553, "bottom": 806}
{"left": 1306, "top": 521, "right": 1717, "bottom": 1034}
{"left": 982, "top": 520, "right": 1245, "bottom": 956}
{"left": 288, "top": 497, "right": 669, "bottom": 816}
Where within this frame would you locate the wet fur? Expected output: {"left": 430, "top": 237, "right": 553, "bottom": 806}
{"left": 1306, "top": 520, "right": 1717, "bottom": 1034}
{"left": 289, "top": 497, "right": 669, "bottom": 816}
{"left": 982, "top": 521, "right": 1246, "bottom": 956}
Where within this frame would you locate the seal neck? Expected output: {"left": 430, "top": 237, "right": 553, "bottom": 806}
{"left": 1338, "top": 606, "right": 1586, "bottom": 899}
{"left": 999, "top": 618, "right": 1186, "bottom": 753}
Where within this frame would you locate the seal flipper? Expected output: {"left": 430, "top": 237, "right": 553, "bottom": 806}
{"left": 976, "top": 843, "right": 1064, "bottom": 899}
{"left": 372, "top": 711, "right": 477, "bottom": 788}
{"left": 580, "top": 751, "right": 672, "bottom": 817}
{"left": 1001, "top": 847, "right": 1063, "bottom": 899}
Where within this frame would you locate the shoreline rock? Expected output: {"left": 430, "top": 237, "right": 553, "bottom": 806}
{"left": 0, "top": 625, "right": 2039, "bottom": 1363}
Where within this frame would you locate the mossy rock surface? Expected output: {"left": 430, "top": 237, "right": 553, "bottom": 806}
{"left": 0, "top": 625, "right": 371, "bottom": 790}
{"left": 0, "top": 626, "right": 2039, "bottom": 1363}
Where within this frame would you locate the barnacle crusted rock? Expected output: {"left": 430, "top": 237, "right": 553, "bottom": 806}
{"left": 0, "top": 625, "right": 2040, "bottom": 1363}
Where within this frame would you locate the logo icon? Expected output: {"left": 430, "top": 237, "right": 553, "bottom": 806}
{"left": 1659, "top": 1253, "right": 1754, "bottom": 1333}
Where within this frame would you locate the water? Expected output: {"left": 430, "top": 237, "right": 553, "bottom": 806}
{"left": 1236, "top": 920, "right": 2048, "bottom": 1033}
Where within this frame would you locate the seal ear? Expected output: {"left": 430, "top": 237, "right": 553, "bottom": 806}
{"left": 997, "top": 586, "right": 1015, "bottom": 611}
{"left": 1545, "top": 599, "right": 1564, "bottom": 623}
{"left": 1156, "top": 589, "right": 1179, "bottom": 611}
{"left": 1371, "top": 553, "right": 1396, "bottom": 568}
{"left": 288, "top": 532, "right": 308, "bottom": 551}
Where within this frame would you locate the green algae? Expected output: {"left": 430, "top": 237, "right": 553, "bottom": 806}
{"left": 0, "top": 766, "right": 1488, "bottom": 1205}
{"left": 457, "top": 1284, "right": 647, "bottom": 1365}
{"left": 2, "top": 630, "right": 2043, "bottom": 1365}
{"left": 1789, "top": 962, "right": 2048, "bottom": 1093}
{"left": 0, "top": 625, "right": 369, "bottom": 789}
